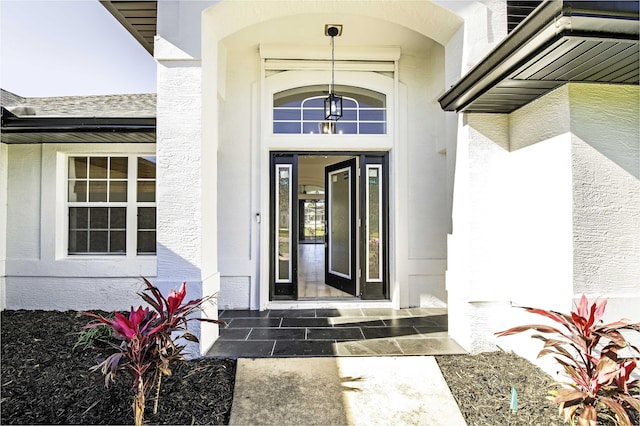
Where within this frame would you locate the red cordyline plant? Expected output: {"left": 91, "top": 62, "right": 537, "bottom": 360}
{"left": 84, "top": 278, "right": 224, "bottom": 426}
{"left": 496, "top": 295, "right": 640, "bottom": 426}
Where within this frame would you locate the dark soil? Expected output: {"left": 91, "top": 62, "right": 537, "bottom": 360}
{"left": 2, "top": 310, "right": 637, "bottom": 425}
{"left": 1, "top": 310, "right": 235, "bottom": 425}
{"left": 436, "top": 352, "right": 561, "bottom": 425}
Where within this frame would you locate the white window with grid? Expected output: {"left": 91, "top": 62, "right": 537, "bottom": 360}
{"left": 66, "top": 155, "right": 156, "bottom": 255}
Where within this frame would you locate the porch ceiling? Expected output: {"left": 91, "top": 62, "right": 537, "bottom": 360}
{"left": 439, "top": 1, "right": 639, "bottom": 113}
{"left": 100, "top": 0, "right": 157, "bottom": 55}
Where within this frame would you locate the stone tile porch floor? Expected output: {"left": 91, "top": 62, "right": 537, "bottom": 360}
{"left": 207, "top": 308, "right": 467, "bottom": 358}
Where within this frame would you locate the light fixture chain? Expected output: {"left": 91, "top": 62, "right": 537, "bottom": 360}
{"left": 331, "top": 35, "right": 335, "bottom": 94}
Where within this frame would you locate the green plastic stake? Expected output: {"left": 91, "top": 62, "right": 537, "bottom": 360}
{"left": 510, "top": 386, "right": 518, "bottom": 411}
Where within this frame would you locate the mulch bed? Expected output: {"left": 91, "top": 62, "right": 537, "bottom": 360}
{"left": 1, "top": 310, "right": 234, "bottom": 425}
{"left": 2, "top": 310, "right": 637, "bottom": 425}
{"left": 436, "top": 352, "right": 561, "bottom": 425}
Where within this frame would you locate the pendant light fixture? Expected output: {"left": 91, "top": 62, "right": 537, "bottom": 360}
{"left": 324, "top": 25, "right": 343, "bottom": 121}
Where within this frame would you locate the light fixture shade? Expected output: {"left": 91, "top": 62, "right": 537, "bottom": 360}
{"left": 321, "top": 121, "right": 336, "bottom": 134}
{"left": 324, "top": 93, "right": 342, "bottom": 121}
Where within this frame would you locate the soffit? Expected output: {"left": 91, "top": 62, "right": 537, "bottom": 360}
{"left": 439, "top": 1, "right": 639, "bottom": 114}
{"left": 1, "top": 132, "right": 156, "bottom": 144}
{"left": 100, "top": 0, "right": 157, "bottom": 55}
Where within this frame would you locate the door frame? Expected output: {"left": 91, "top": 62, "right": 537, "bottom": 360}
{"left": 269, "top": 154, "right": 299, "bottom": 299}
{"left": 269, "top": 151, "right": 389, "bottom": 301}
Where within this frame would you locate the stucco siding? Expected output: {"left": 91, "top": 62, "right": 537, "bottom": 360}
{"left": 219, "top": 276, "right": 251, "bottom": 309}
{"left": 448, "top": 88, "right": 576, "bottom": 353}
{"left": 0, "top": 142, "right": 7, "bottom": 309}
{"left": 155, "top": 52, "right": 218, "bottom": 355}
{"left": 6, "top": 277, "right": 146, "bottom": 311}
{"left": 156, "top": 62, "right": 203, "bottom": 281}
{"left": 569, "top": 84, "right": 640, "bottom": 317}
{"left": 3, "top": 143, "right": 157, "bottom": 310}
{"left": 448, "top": 82, "right": 639, "bottom": 355}
{"left": 6, "top": 145, "right": 42, "bottom": 260}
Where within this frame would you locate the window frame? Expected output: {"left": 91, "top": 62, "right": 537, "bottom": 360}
{"left": 273, "top": 87, "right": 387, "bottom": 135}
{"left": 65, "top": 153, "right": 156, "bottom": 257}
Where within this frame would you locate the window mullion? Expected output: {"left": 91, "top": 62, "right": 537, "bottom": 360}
{"left": 126, "top": 155, "right": 137, "bottom": 257}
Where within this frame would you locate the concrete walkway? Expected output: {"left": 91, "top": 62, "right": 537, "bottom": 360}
{"left": 229, "top": 356, "right": 467, "bottom": 426}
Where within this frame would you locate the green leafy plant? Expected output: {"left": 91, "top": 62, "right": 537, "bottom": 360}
{"left": 496, "top": 295, "right": 640, "bottom": 425}
{"left": 73, "top": 317, "right": 113, "bottom": 351}
{"left": 83, "top": 278, "right": 225, "bottom": 426}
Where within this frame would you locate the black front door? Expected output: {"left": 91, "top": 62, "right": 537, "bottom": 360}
{"left": 324, "top": 158, "right": 358, "bottom": 296}
{"left": 270, "top": 152, "right": 388, "bottom": 301}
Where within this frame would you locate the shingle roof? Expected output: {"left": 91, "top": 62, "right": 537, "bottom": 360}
{"left": 1, "top": 89, "right": 156, "bottom": 144}
{"left": 0, "top": 89, "right": 156, "bottom": 117}
{"left": 0, "top": 90, "right": 24, "bottom": 107}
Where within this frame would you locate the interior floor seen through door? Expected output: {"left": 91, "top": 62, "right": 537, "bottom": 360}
{"left": 298, "top": 243, "right": 352, "bottom": 299}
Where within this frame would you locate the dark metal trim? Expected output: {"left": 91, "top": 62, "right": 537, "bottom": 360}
{"left": 1, "top": 109, "right": 156, "bottom": 143}
{"left": 438, "top": 0, "right": 639, "bottom": 113}
{"left": 2, "top": 115, "right": 155, "bottom": 132}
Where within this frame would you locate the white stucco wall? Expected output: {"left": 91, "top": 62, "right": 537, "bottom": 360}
{"left": 569, "top": 84, "right": 640, "bottom": 321}
{"left": 215, "top": 44, "right": 261, "bottom": 310}
{"left": 448, "top": 83, "right": 640, "bottom": 359}
{"left": 3, "top": 143, "right": 156, "bottom": 311}
{"left": 399, "top": 46, "right": 449, "bottom": 307}
{"left": 448, "top": 86, "right": 576, "bottom": 354}
{"left": 0, "top": 142, "right": 7, "bottom": 310}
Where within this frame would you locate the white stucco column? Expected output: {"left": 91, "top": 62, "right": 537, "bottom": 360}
{"left": 155, "top": 1, "right": 220, "bottom": 354}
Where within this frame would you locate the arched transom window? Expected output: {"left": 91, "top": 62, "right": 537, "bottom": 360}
{"left": 273, "top": 85, "right": 386, "bottom": 135}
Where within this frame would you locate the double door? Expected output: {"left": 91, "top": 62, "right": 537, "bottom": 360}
{"left": 270, "top": 152, "right": 388, "bottom": 300}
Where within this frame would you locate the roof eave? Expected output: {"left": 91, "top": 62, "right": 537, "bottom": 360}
{"left": 2, "top": 113, "right": 155, "bottom": 128}
{"left": 438, "top": 0, "right": 639, "bottom": 113}
{"left": 100, "top": 1, "right": 156, "bottom": 56}
{"left": 1, "top": 114, "right": 156, "bottom": 144}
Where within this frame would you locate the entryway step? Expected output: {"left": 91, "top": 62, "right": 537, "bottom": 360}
{"left": 207, "top": 308, "right": 466, "bottom": 358}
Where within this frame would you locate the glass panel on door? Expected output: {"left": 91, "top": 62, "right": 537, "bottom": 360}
{"left": 329, "top": 168, "right": 351, "bottom": 278}
{"left": 325, "top": 158, "right": 357, "bottom": 296}
{"left": 366, "top": 164, "right": 383, "bottom": 282}
{"left": 276, "top": 164, "right": 292, "bottom": 282}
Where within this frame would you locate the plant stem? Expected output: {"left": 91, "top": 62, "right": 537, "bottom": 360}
{"left": 153, "top": 373, "right": 162, "bottom": 415}
{"left": 135, "top": 376, "right": 145, "bottom": 426}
